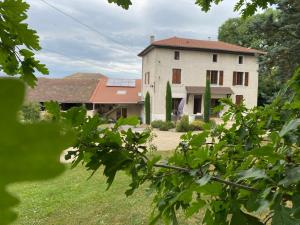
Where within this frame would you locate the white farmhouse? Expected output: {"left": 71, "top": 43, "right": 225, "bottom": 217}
{"left": 138, "top": 36, "right": 264, "bottom": 122}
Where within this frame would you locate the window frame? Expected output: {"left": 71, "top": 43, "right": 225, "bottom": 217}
{"left": 238, "top": 55, "right": 244, "bottom": 64}
{"left": 210, "top": 70, "right": 218, "bottom": 85}
{"left": 236, "top": 72, "right": 244, "bottom": 85}
{"left": 174, "top": 51, "right": 180, "bottom": 60}
{"left": 212, "top": 54, "right": 218, "bottom": 63}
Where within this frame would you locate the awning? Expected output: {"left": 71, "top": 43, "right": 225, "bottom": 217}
{"left": 186, "top": 86, "right": 234, "bottom": 95}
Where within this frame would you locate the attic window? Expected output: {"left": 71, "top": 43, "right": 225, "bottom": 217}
{"left": 213, "top": 54, "right": 218, "bottom": 62}
{"left": 239, "top": 56, "right": 244, "bottom": 64}
{"left": 116, "top": 90, "right": 127, "bottom": 95}
{"left": 174, "top": 51, "right": 180, "bottom": 60}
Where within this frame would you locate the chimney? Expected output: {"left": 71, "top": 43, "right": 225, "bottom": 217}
{"left": 150, "top": 35, "right": 155, "bottom": 44}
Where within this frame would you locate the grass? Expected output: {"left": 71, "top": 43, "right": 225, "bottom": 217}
{"left": 8, "top": 152, "right": 202, "bottom": 225}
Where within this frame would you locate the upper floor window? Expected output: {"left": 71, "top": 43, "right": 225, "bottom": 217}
{"left": 144, "top": 72, "right": 150, "bottom": 85}
{"left": 238, "top": 56, "right": 244, "bottom": 64}
{"left": 174, "top": 51, "right": 180, "bottom": 60}
{"left": 213, "top": 54, "right": 218, "bottom": 62}
{"left": 172, "top": 69, "right": 181, "bottom": 84}
{"left": 206, "top": 70, "right": 224, "bottom": 85}
{"left": 233, "top": 71, "right": 249, "bottom": 86}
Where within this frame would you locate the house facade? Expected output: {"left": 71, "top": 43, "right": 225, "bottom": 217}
{"left": 138, "top": 37, "right": 263, "bottom": 122}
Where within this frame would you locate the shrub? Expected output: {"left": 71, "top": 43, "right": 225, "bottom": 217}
{"left": 176, "top": 115, "right": 190, "bottom": 132}
{"left": 151, "top": 120, "right": 164, "bottom": 128}
{"left": 159, "top": 121, "right": 175, "bottom": 131}
{"left": 190, "top": 120, "right": 205, "bottom": 131}
{"left": 21, "top": 102, "right": 41, "bottom": 122}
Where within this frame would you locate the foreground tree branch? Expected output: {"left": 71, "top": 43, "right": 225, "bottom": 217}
{"left": 154, "top": 163, "right": 259, "bottom": 192}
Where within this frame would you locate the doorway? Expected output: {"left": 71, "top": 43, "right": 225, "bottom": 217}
{"left": 116, "top": 107, "right": 127, "bottom": 119}
{"left": 193, "top": 95, "right": 202, "bottom": 114}
{"left": 211, "top": 99, "right": 221, "bottom": 116}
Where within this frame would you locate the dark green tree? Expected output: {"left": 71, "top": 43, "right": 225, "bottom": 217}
{"left": 145, "top": 92, "right": 150, "bottom": 125}
{"left": 165, "top": 81, "right": 172, "bottom": 122}
{"left": 218, "top": 0, "right": 300, "bottom": 105}
{"left": 204, "top": 79, "right": 211, "bottom": 123}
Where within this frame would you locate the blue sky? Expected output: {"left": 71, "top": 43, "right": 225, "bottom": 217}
{"left": 26, "top": 0, "right": 239, "bottom": 79}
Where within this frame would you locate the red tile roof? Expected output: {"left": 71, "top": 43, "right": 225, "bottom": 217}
{"left": 138, "top": 37, "right": 265, "bottom": 56}
{"left": 90, "top": 78, "right": 142, "bottom": 104}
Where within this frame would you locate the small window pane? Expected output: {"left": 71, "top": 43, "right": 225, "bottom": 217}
{"left": 239, "top": 56, "right": 244, "bottom": 64}
{"left": 236, "top": 72, "right": 243, "bottom": 85}
{"left": 174, "top": 51, "right": 180, "bottom": 60}
{"left": 210, "top": 70, "right": 218, "bottom": 84}
{"left": 213, "top": 54, "right": 218, "bottom": 62}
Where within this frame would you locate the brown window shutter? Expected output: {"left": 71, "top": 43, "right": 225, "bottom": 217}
{"left": 172, "top": 69, "right": 176, "bottom": 84}
{"left": 148, "top": 72, "right": 150, "bottom": 84}
{"left": 219, "top": 71, "right": 224, "bottom": 85}
{"left": 206, "top": 70, "right": 210, "bottom": 80}
{"left": 178, "top": 69, "right": 181, "bottom": 84}
{"left": 245, "top": 72, "right": 249, "bottom": 86}
{"left": 233, "top": 72, "right": 237, "bottom": 86}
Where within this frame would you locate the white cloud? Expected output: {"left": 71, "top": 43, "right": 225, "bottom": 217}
{"left": 26, "top": 0, "right": 239, "bottom": 78}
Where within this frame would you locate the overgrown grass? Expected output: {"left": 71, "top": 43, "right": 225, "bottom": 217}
{"left": 9, "top": 151, "right": 202, "bottom": 225}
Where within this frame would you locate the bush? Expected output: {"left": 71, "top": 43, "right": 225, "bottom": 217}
{"left": 151, "top": 120, "right": 164, "bottom": 128}
{"left": 190, "top": 120, "right": 205, "bottom": 131}
{"left": 21, "top": 102, "right": 41, "bottom": 122}
{"left": 176, "top": 115, "right": 190, "bottom": 132}
{"left": 159, "top": 121, "right": 175, "bottom": 131}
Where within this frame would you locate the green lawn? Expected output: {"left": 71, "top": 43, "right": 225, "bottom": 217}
{"left": 8, "top": 154, "right": 202, "bottom": 225}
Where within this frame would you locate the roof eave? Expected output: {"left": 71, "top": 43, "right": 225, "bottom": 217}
{"left": 139, "top": 44, "right": 263, "bottom": 56}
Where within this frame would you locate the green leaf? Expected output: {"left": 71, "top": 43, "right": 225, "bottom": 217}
{"left": 237, "top": 168, "right": 268, "bottom": 182}
{"left": 0, "top": 79, "right": 74, "bottom": 224}
{"left": 279, "top": 119, "right": 300, "bottom": 137}
{"left": 44, "top": 101, "right": 61, "bottom": 120}
{"left": 115, "top": 116, "right": 139, "bottom": 127}
{"left": 272, "top": 204, "right": 300, "bottom": 225}
{"left": 230, "top": 209, "right": 263, "bottom": 225}
{"left": 279, "top": 167, "right": 300, "bottom": 187}
{"left": 196, "top": 174, "right": 212, "bottom": 186}
{"left": 185, "top": 200, "right": 206, "bottom": 217}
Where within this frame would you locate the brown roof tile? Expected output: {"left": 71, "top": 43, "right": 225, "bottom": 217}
{"left": 90, "top": 78, "right": 142, "bottom": 104}
{"left": 26, "top": 78, "right": 99, "bottom": 103}
{"left": 64, "top": 72, "right": 106, "bottom": 79}
{"left": 138, "top": 37, "right": 265, "bottom": 56}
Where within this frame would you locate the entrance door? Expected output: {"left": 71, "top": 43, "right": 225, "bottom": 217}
{"left": 193, "top": 95, "right": 202, "bottom": 114}
{"left": 116, "top": 107, "right": 127, "bottom": 120}
{"left": 211, "top": 99, "right": 221, "bottom": 116}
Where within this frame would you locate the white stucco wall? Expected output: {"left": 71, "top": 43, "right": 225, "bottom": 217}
{"left": 141, "top": 48, "right": 259, "bottom": 121}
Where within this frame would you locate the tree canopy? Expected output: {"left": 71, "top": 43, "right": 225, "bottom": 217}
{"left": 218, "top": 0, "right": 300, "bottom": 105}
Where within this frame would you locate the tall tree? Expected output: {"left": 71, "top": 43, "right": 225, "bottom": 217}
{"left": 165, "top": 81, "right": 172, "bottom": 122}
{"left": 218, "top": 0, "right": 300, "bottom": 105}
{"left": 145, "top": 92, "right": 150, "bottom": 125}
{"left": 204, "top": 79, "right": 211, "bottom": 123}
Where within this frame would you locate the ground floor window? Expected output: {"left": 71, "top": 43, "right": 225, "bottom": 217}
{"left": 211, "top": 98, "right": 221, "bottom": 116}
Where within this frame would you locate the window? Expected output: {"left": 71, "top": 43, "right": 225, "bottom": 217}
{"left": 172, "top": 69, "right": 181, "bottom": 84}
{"left": 238, "top": 56, "right": 244, "bottom": 64}
{"left": 213, "top": 54, "right": 218, "bottom": 62}
{"left": 236, "top": 72, "right": 243, "bottom": 85}
{"left": 116, "top": 90, "right": 127, "bottom": 95}
{"left": 174, "top": 51, "right": 180, "bottom": 60}
{"left": 210, "top": 70, "right": 218, "bottom": 84}
{"left": 144, "top": 72, "right": 150, "bottom": 85}
{"left": 206, "top": 70, "right": 224, "bottom": 85}
{"left": 235, "top": 95, "right": 243, "bottom": 105}
{"left": 233, "top": 72, "right": 244, "bottom": 85}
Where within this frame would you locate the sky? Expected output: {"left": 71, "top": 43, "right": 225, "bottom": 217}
{"left": 26, "top": 0, "right": 239, "bottom": 79}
